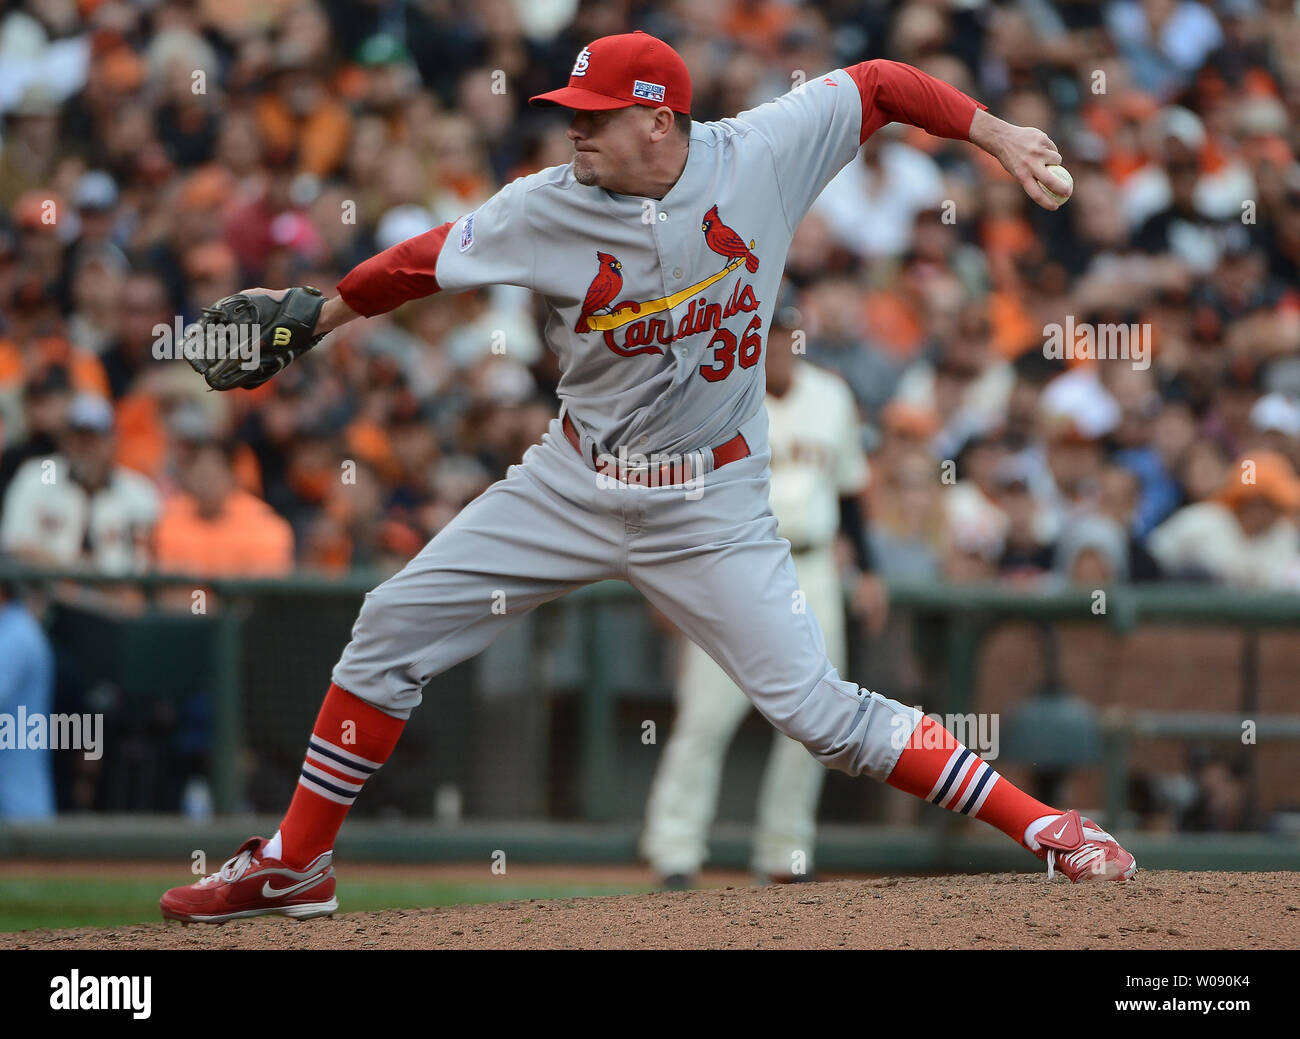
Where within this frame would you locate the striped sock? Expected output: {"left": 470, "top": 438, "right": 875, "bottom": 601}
{"left": 276, "top": 683, "right": 406, "bottom": 869}
{"left": 886, "top": 714, "right": 1058, "bottom": 848}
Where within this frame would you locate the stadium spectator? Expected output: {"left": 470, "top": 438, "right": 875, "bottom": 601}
{"left": 1054, "top": 512, "right": 1132, "bottom": 584}
{"left": 0, "top": 364, "right": 71, "bottom": 501}
{"left": 993, "top": 453, "right": 1053, "bottom": 582}
{"left": 99, "top": 272, "right": 173, "bottom": 401}
{"left": 1148, "top": 449, "right": 1300, "bottom": 585}
{"left": 0, "top": 394, "right": 158, "bottom": 573}
{"left": 0, "top": 85, "right": 63, "bottom": 209}
{"left": 154, "top": 439, "right": 293, "bottom": 578}
{"left": 1096, "top": 464, "right": 1164, "bottom": 580}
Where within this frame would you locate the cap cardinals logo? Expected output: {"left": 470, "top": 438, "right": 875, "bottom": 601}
{"left": 701, "top": 205, "right": 759, "bottom": 273}
{"left": 575, "top": 252, "right": 641, "bottom": 333}
{"left": 571, "top": 46, "right": 592, "bottom": 77}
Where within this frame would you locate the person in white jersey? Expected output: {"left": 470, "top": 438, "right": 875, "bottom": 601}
{"left": 641, "top": 299, "right": 880, "bottom": 887}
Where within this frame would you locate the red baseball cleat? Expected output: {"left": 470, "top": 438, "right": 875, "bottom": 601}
{"left": 1032, "top": 810, "right": 1137, "bottom": 883}
{"left": 160, "top": 837, "right": 338, "bottom": 923}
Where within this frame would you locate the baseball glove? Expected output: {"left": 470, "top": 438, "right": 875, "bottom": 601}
{"left": 188, "top": 286, "right": 328, "bottom": 391}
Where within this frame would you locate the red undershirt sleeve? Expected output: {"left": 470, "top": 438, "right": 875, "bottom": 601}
{"left": 846, "top": 60, "right": 987, "bottom": 146}
{"left": 336, "top": 222, "right": 453, "bottom": 318}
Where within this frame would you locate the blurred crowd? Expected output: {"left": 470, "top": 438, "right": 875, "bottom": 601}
{"left": 2, "top": 0, "right": 1300, "bottom": 591}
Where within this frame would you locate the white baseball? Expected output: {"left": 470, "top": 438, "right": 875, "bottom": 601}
{"left": 1038, "top": 164, "right": 1073, "bottom": 205}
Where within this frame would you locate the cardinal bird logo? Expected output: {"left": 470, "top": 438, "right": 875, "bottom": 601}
{"left": 573, "top": 212, "right": 762, "bottom": 346}
{"left": 701, "top": 205, "right": 759, "bottom": 273}
{"left": 576, "top": 252, "right": 640, "bottom": 333}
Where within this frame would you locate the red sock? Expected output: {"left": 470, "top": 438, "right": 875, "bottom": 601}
{"left": 886, "top": 715, "right": 1059, "bottom": 848}
{"left": 276, "top": 683, "right": 406, "bottom": 868}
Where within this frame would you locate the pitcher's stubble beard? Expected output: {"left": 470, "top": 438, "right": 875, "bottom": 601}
{"left": 572, "top": 154, "right": 599, "bottom": 186}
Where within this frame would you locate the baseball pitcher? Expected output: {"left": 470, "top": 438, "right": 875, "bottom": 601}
{"left": 163, "top": 31, "right": 1134, "bottom": 923}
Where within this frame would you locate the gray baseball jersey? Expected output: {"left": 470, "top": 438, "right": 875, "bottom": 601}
{"left": 433, "top": 71, "right": 865, "bottom": 461}
{"left": 333, "top": 59, "right": 982, "bottom": 781}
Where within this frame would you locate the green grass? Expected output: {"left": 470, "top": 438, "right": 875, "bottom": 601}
{"left": 0, "top": 875, "right": 655, "bottom": 933}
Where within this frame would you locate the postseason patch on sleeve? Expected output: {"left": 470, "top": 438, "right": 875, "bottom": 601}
{"left": 459, "top": 212, "right": 475, "bottom": 251}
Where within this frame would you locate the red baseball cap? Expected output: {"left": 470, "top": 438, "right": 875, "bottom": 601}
{"left": 529, "top": 31, "right": 692, "bottom": 115}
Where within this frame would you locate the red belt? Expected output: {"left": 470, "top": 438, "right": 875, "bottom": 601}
{"left": 562, "top": 412, "right": 749, "bottom": 487}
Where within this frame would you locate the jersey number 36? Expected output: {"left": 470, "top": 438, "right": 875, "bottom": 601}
{"left": 699, "top": 316, "right": 764, "bottom": 382}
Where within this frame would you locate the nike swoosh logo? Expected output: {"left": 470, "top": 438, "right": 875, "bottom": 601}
{"left": 1051, "top": 823, "right": 1069, "bottom": 840}
{"left": 262, "top": 874, "right": 326, "bottom": 899}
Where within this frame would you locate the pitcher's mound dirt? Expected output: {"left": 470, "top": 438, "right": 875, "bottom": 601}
{"left": 5, "top": 871, "right": 1298, "bottom": 950}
